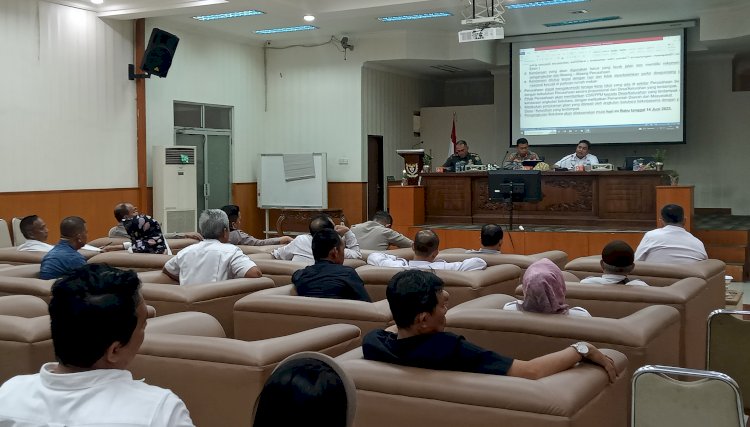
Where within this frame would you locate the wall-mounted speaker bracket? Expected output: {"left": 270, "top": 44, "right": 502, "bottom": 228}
{"left": 128, "top": 64, "right": 151, "bottom": 80}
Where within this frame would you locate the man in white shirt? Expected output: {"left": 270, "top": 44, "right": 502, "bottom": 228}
{"left": 554, "top": 140, "right": 599, "bottom": 170}
{"left": 163, "top": 209, "right": 262, "bottom": 285}
{"left": 368, "top": 229, "right": 487, "bottom": 271}
{"left": 634, "top": 204, "right": 708, "bottom": 264}
{"left": 16, "top": 215, "right": 54, "bottom": 252}
{"left": 272, "top": 214, "right": 361, "bottom": 265}
{"left": 581, "top": 240, "right": 648, "bottom": 286}
{"left": 466, "top": 224, "right": 503, "bottom": 254}
{"left": 0, "top": 264, "right": 194, "bottom": 426}
{"left": 351, "top": 211, "right": 412, "bottom": 251}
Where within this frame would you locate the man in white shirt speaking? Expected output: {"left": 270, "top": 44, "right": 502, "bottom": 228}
{"left": 0, "top": 264, "right": 194, "bottom": 426}
{"left": 272, "top": 214, "right": 361, "bottom": 265}
{"left": 634, "top": 204, "right": 707, "bottom": 264}
{"left": 554, "top": 140, "right": 599, "bottom": 170}
{"left": 163, "top": 209, "right": 262, "bottom": 285}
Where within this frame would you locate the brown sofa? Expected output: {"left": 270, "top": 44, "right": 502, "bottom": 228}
{"left": 233, "top": 284, "right": 392, "bottom": 344}
{"left": 0, "top": 264, "right": 42, "bottom": 278}
{"left": 515, "top": 277, "right": 711, "bottom": 369}
{"left": 130, "top": 323, "right": 361, "bottom": 427}
{"left": 0, "top": 247, "right": 99, "bottom": 265}
{"left": 88, "top": 237, "right": 199, "bottom": 254}
{"left": 565, "top": 256, "right": 725, "bottom": 311}
{"left": 250, "top": 258, "right": 306, "bottom": 286}
{"left": 355, "top": 264, "right": 523, "bottom": 306}
{"left": 360, "top": 248, "right": 415, "bottom": 262}
{"left": 446, "top": 294, "right": 681, "bottom": 371}
{"left": 0, "top": 295, "right": 53, "bottom": 383}
{"left": 438, "top": 249, "right": 569, "bottom": 269}
{"left": 140, "top": 277, "right": 275, "bottom": 337}
{"left": 337, "top": 346, "right": 628, "bottom": 427}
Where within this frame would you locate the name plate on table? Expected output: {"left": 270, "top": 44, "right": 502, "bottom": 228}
{"left": 464, "top": 164, "right": 487, "bottom": 172}
{"left": 591, "top": 163, "right": 614, "bottom": 171}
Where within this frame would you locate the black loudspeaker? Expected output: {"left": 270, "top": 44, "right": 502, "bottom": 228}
{"left": 141, "top": 28, "right": 179, "bottom": 78}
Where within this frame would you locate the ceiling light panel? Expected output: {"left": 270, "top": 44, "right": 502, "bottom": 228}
{"left": 378, "top": 12, "right": 453, "bottom": 22}
{"left": 255, "top": 25, "right": 318, "bottom": 34}
{"left": 193, "top": 10, "right": 264, "bottom": 21}
{"left": 543, "top": 15, "right": 621, "bottom": 27}
{"left": 506, "top": 0, "right": 589, "bottom": 10}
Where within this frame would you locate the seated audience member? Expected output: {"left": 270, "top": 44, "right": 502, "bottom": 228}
{"left": 125, "top": 214, "right": 171, "bottom": 255}
{"left": 466, "top": 224, "right": 503, "bottom": 254}
{"left": 442, "top": 140, "right": 482, "bottom": 171}
{"left": 253, "top": 352, "right": 355, "bottom": 427}
{"left": 581, "top": 240, "right": 648, "bottom": 286}
{"left": 109, "top": 202, "right": 202, "bottom": 241}
{"left": 351, "top": 210, "right": 412, "bottom": 251}
{"left": 363, "top": 270, "right": 615, "bottom": 380}
{"left": 634, "top": 204, "right": 707, "bottom": 264}
{"left": 163, "top": 209, "right": 261, "bottom": 285}
{"left": 368, "top": 230, "right": 486, "bottom": 271}
{"left": 16, "top": 215, "right": 53, "bottom": 252}
{"left": 554, "top": 140, "right": 599, "bottom": 170}
{"left": 39, "top": 216, "right": 88, "bottom": 280}
{"left": 292, "top": 229, "right": 371, "bottom": 302}
{"left": 503, "top": 258, "right": 591, "bottom": 317}
{"left": 272, "top": 214, "right": 361, "bottom": 265}
{"left": 0, "top": 264, "right": 194, "bottom": 426}
{"left": 220, "top": 204, "right": 292, "bottom": 246}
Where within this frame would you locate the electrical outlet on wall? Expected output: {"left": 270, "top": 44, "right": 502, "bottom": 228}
{"left": 338, "top": 157, "right": 349, "bottom": 165}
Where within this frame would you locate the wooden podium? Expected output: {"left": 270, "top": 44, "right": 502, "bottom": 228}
{"left": 656, "top": 185, "right": 694, "bottom": 232}
{"left": 396, "top": 149, "right": 425, "bottom": 186}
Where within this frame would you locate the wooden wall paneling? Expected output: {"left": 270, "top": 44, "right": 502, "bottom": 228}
{"left": 0, "top": 188, "right": 140, "bottom": 242}
{"left": 231, "top": 183, "right": 263, "bottom": 237}
{"left": 656, "top": 185, "right": 695, "bottom": 232}
{"left": 502, "top": 231, "right": 525, "bottom": 254}
{"left": 524, "top": 232, "right": 589, "bottom": 260}
{"left": 442, "top": 229, "right": 480, "bottom": 250}
{"left": 587, "top": 232, "right": 645, "bottom": 256}
{"left": 387, "top": 186, "right": 425, "bottom": 227}
{"left": 328, "top": 182, "right": 367, "bottom": 226}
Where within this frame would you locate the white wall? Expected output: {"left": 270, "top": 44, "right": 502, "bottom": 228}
{"left": 362, "top": 66, "right": 442, "bottom": 181}
{"left": 145, "top": 19, "right": 265, "bottom": 185}
{"left": 0, "top": 1, "right": 136, "bottom": 192}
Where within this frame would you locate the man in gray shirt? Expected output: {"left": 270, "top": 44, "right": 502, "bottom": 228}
{"left": 220, "top": 205, "right": 292, "bottom": 246}
{"left": 351, "top": 211, "right": 412, "bottom": 251}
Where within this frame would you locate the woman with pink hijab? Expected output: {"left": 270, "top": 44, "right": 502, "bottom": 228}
{"left": 503, "top": 258, "right": 591, "bottom": 317}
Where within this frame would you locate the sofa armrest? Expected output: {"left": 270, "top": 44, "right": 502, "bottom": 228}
{"left": 139, "top": 323, "right": 361, "bottom": 366}
{"left": 0, "top": 295, "right": 48, "bottom": 317}
{"left": 235, "top": 292, "right": 392, "bottom": 322}
{"left": 563, "top": 277, "right": 707, "bottom": 304}
{"left": 138, "top": 270, "right": 177, "bottom": 284}
{"left": 252, "top": 259, "right": 307, "bottom": 274}
{"left": 435, "top": 264, "right": 522, "bottom": 289}
{"left": 0, "top": 277, "right": 54, "bottom": 300}
{"left": 527, "top": 251, "right": 569, "bottom": 268}
{"left": 87, "top": 252, "right": 173, "bottom": 269}
{"left": 0, "top": 315, "right": 51, "bottom": 342}
{"left": 146, "top": 311, "right": 226, "bottom": 337}
{"left": 448, "top": 294, "right": 517, "bottom": 313}
{"left": 141, "top": 278, "right": 275, "bottom": 303}
{"left": 0, "top": 264, "right": 41, "bottom": 278}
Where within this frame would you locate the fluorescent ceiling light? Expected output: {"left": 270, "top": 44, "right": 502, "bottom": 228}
{"left": 255, "top": 25, "right": 318, "bottom": 34}
{"left": 193, "top": 10, "right": 264, "bottom": 21}
{"left": 378, "top": 12, "right": 452, "bottom": 22}
{"left": 91, "top": 0, "right": 103, "bottom": 4}
{"left": 506, "top": 0, "right": 589, "bottom": 10}
{"left": 544, "top": 15, "right": 621, "bottom": 27}
{"left": 303, "top": 15, "right": 315, "bottom": 22}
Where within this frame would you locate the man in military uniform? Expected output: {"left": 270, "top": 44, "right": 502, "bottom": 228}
{"left": 442, "top": 140, "right": 482, "bottom": 171}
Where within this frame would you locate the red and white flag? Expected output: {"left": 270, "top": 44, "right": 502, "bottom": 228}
{"left": 449, "top": 112, "right": 457, "bottom": 156}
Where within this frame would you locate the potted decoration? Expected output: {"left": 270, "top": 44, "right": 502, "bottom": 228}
{"left": 654, "top": 149, "right": 666, "bottom": 171}
{"left": 668, "top": 171, "right": 679, "bottom": 186}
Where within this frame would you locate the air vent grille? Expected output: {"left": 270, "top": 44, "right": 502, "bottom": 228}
{"left": 165, "top": 147, "right": 195, "bottom": 165}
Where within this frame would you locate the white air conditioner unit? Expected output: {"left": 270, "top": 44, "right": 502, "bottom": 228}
{"left": 153, "top": 146, "right": 197, "bottom": 234}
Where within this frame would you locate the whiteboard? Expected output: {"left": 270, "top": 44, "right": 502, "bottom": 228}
{"left": 258, "top": 153, "right": 328, "bottom": 208}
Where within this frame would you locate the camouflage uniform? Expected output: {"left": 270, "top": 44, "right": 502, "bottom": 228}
{"left": 442, "top": 153, "right": 482, "bottom": 170}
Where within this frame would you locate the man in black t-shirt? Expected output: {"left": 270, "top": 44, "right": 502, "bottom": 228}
{"left": 362, "top": 270, "right": 616, "bottom": 379}
{"left": 292, "top": 228, "right": 371, "bottom": 302}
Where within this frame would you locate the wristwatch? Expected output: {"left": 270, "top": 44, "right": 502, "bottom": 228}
{"left": 570, "top": 342, "right": 589, "bottom": 359}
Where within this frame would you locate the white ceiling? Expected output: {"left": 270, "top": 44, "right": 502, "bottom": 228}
{"left": 48, "top": 0, "right": 750, "bottom": 76}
